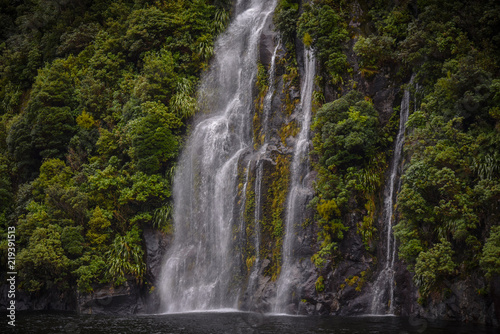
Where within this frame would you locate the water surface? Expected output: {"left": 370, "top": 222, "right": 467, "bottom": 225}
{"left": 3, "top": 311, "right": 497, "bottom": 334}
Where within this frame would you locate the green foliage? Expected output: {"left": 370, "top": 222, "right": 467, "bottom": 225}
{"left": 357, "top": 196, "right": 377, "bottom": 250}
{"left": 345, "top": 271, "right": 368, "bottom": 292}
{"left": 76, "top": 110, "right": 96, "bottom": 130}
{"left": 7, "top": 58, "right": 78, "bottom": 177}
{"left": 310, "top": 90, "right": 384, "bottom": 265}
{"left": 353, "top": 36, "right": 395, "bottom": 70}
{"left": 122, "top": 7, "right": 175, "bottom": 58}
{"left": 315, "top": 275, "right": 325, "bottom": 292}
{"left": 1, "top": 0, "right": 226, "bottom": 294}
{"left": 311, "top": 242, "right": 337, "bottom": 269}
{"left": 390, "top": 0, "right": 500, "bottom": 295}
{"left": 135, "top": 48, "right": 177, "bottom": 104}
{"left": 151, "top": 203, "right": 173, "bottom": 234}
{"left": 274, "top": 0, "right": 300, "bottom": 51}
{"left": 18, "top": 225, "right": 70, "bottom": 292}
{"left": 61, "top": 226, "right": 84, "bottom": 257}
{"left": 414, "top": 239, "right": 456, "bottom": 298}
{"left": 313, "top": 91, "right": 380, "bottom": 170}
{"left": 170, "top": 78, "right": 197, "bottom": 119}
{"left": 395, "top": 81, "right": 500, "bottom": 278}
{"left": 265, "top": 153, "right": 290, "bottom": 281}
{"left": 128, "top": 111, "right": 179, "bottom": 174}
{"left": 87, "top": 207, "right": 111, "bottom": 247}
{"left": 73, "top": 255, "right": 107, "bottom": 293}
{"left": 480, "top": 226, "right": 500, "bottom": 279}
{"left": 106, "top": 227, "right": 146, "bottom": 285}
{"left": 0, "top": 152, "right": 13, "bottom": 217}
{"left": 298, "top": 2, "right": 349, "bottom": 83}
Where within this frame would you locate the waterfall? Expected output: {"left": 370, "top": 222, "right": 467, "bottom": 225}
{"left": 158, "top": 0, "right": 277, "bottom": 313}
{"left": 238, "top": 38, "right": 280, "bottom": 305}
{"left": 244, "top": 147, "right": 266, "bottom": 302}
{"left": 262, "top": 43, "right": 280, "bottom": 140}
{"left": 370, "top": 75, "right": 414, "bottom": 314}
{"left": 274, "top": 49, "right": 316, "bottom": 313}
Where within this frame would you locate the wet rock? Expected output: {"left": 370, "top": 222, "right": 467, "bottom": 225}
{"left": 491, "top": 276, "right": 500, "bottom": 325}
{"left": 144, "top": 227, "right": 169, "bottom": 284}
{"left": 316, "top": 302, "right": 325, "bottom": 313}
{"left": 285, "top": 135, "right": 296, "bottom": 148}
{"left": 77, "top": 281, "right": 143, "bottom": 315}
{"left": 0, "top": 284, "right": 76, "bottom": 311}
{"left": 414, "top": 275, "right": 498, "bottom": 325}
{"left": 259, "top": 14, "right": 277, "bottom": 67}
{"left": 142, "top": 226, "right": 170, "bottom": 312}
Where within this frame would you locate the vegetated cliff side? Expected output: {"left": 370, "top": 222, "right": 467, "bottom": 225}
{"left": 0, "top": 0, "right": 499, "bottom": 326}
{"left": 0, "top": 0, "right": 232, "bottom": 313}
{"left": 268, "top": 0, "right": 500, "bottom": 326}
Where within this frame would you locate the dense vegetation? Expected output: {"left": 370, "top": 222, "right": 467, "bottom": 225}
{"left": 0, "top": 0, "right": 230, "bottom": 294}
{"left": 1, "top": 0, "right": 499, "bottom": 312}
{"left": 278, "top": 0, "right": 500, "bottom": 301}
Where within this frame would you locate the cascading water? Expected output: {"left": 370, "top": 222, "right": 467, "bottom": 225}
{"left": 274, "top": 49, "right": 316, "bottom": 313}
{"left": 262, "top": 43, "right": 280, "bottom": 140}
{"left": 370, "top": 76, "right": 414, "bottom": 314}
{"left": 158, "top": 0, "right": 277, "bottom": 313}
{"left": 243, "top": 146, "right": 266, "bottom": 302}
{"left": 238, "top": 40, "right": 279, "bottom": 305}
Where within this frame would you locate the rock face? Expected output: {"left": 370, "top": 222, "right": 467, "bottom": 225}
{"left": 77, "top": 281, "right": 144, "bottom": 315}
{"left": 415, "top": 275, "right": 499, "bottom": 326}
{"left": 75, "top": 224, "right": 170, "bottom": 315}
{"left": 142, "top": 227, "right": 170, "bottom": 313}
{"left": 0, "top": 285, "right": 76, "bottom": 311}
{"left": 259, "top": 13, "right": 277, "bottom": 67}
{"left": 279, "top": 0, "right": 499, "bottom": 327}
{"left": 0, "top": 226, "right": 169, "bottom": 315}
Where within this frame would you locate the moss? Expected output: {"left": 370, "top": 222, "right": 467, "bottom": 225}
{"left": 244, "top": 181, "right": 255, "bottom": 229}
{"left": 253, "top": 62, "right": 269, "bottom": 148}
{"left": 279, "top": 120, "right": 299, "bottom": 144}
{"left": 357, "top": 195, "right": 377, "bottom": 250}
{"left": 262, "top": 152, "right": 291, "bottom": 281}
{"left": 246, "top": 255, "right": 256, "bottom": 271}
{"left": 253, "top": 111, "right": 262, "bottom": 149}
{"left": 315, "top": 276, "right": 325, "bottom": 292}
{"left": 243, "top": 172, "right": 257, "bottom": 275}
{"left": 344, "top": 270, "right": 368, "bottom": 292}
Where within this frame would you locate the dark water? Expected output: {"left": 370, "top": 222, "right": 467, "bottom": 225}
{"left": 1, "top": 311, "right": 497, "bottom": 334}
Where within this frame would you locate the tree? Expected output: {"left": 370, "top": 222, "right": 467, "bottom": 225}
{"left": 480, "top": 226, "right": 500, "bottom": 279}
{"left": 414, "top": 239, "right": 456, "bottom": 298}
{"left": 86, "top": 206, "right": 111, "bottom": 247}
{"left": 128, "top": 112, "right": 179, "bottom": 175}
{"left": 18, "top": 225, "right": 70, "bottom": 292}
{"left": 313, "top": 90, "right": 380, "bottom": 170}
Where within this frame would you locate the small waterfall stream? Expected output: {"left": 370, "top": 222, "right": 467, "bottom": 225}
{"left": 262, "top": 43, "right": 280, "bottom": 140}
{"left": 370, "top": 76, "right": 414, "bottom": 314}
{"left": 240, "top": 35, "right": 281, "bottom": 308}
{"left": 274, "top": 49, "right": 316, "bottom": 313}
{"left": 158, "top": 0, "right": 277, "bottom": 313}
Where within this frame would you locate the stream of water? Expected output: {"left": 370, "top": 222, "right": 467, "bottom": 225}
{"left": 274, "top": 49, "right": 316, "bottom": 313}
{"left": 158, "top": 0, "right": 277, "bottom": 313}
{"left": 370, "top": 76, "right": 414, "bottom": 314}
